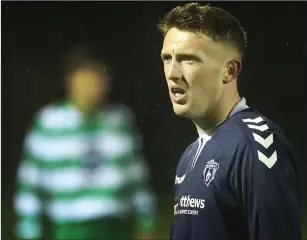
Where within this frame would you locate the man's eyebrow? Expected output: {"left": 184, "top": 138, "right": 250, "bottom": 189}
{"left": 160, "top": 53, "right": 201, "bottom": 62}
{"left": 176, "top": 53, "right": 201, "bottom": 61}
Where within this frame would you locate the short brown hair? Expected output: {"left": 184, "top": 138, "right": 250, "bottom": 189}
{"left": 157, "top": 3, "right": 247, "bottom": 58}
{"left": 63, "top": 43, "right": 109, "bottom": 80}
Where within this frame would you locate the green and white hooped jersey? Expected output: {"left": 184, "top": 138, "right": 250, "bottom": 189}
{"left": 14, "top": 100, "right": 155, "bottom": 239}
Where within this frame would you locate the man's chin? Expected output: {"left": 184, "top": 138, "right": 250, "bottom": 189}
{"left": 173, "top": 104, "right": 190, "bottom": 117}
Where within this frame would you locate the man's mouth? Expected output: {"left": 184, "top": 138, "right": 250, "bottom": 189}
{"left": 170, "top": 86, "right": 187, "bottom": 104}
{"left": 171, "top": 87, "right": 186, "bottom": 97}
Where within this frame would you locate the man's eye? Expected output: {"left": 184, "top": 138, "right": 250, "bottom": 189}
{"left": 163, "top": 56, "right": 172, "bottom": 62}
{"left": 184, "top": 59, "right": 196, "bottom": 65}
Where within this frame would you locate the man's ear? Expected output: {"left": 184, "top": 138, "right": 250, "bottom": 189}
{"left": 223, "top": 60, "right": 242, "bottom": 83}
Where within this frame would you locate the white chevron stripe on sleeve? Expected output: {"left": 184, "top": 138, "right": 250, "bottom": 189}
{"left": 242, "top": 117, "right": 264, "bottom": 123}
{"left": 247, "top": 124, "right": 269, "bottom": 132}
{"left": 252, "top": 133, "right": 273, "bottom": 149}
{"left": 257, "top": 150, "right": 277, "bottom": 169}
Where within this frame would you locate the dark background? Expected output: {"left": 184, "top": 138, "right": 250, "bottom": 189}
{"left": 2, "top": 1, "right": 307, "bottom": 239}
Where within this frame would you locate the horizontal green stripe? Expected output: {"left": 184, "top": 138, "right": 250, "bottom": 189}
{"left": 27, "top": 153, "right": 82, "bottom": 168}
{"left": 18, "top": 184, "right": 39, "bottom": 193}
{"left": 17, "top": 214, "right": 40, "bottom": 221}
{"left": 48, "top": 188, "right": 122, "bottom": 200}
{"left": 17, "top": 185, "right": 129, "bottom": 201}
{"left": 23, "top": 152, "right": 81, "bottom": 168}
{"left": 32, "top": 125, "right": 131, "bottom": 138}
{"left": 18, "top": 183, "right": 137, "bottom": 201}
{"left": 32, "top": 125, "right": 98, "bottom": 137}
{"left": 24, "top": 152, "right": 133, "bottom": 169}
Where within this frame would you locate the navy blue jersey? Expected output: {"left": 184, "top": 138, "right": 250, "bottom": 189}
{"left": 171, "top": 108, "right": 301, "bottom": 240}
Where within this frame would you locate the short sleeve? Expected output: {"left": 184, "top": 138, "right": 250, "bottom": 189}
{"left": 231, "top": 140, "right": 301, "bottom": 240}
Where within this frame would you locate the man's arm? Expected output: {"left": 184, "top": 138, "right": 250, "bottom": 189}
{"left": 14, "top": 119, "right": 44, "bottom": 240}
{"left": 232, "top": 140, "right": 301, "bottom": 240}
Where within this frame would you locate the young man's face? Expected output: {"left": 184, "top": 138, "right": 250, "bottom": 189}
{"left": 67, "top": 67, "right": 107, "bottom": 111}
{"left": 161, "top": 28, "right": 229, "bottom": 120}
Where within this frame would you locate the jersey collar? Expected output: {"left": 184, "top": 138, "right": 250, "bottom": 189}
{"left": 197, "top": 98, "right": 249, "bottom": 138}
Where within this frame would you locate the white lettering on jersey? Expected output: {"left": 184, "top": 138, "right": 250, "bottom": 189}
{"left": 242, "top": 117, "right": 278, "bottom": 169}
{"left": 179, "top": 195, "right": 205, "bottom": 209}
{"left": 175, "top": 195, "right": 206, "bottom": 216}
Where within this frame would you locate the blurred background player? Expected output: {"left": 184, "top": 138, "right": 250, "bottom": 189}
{"left": 14, "top": 43, "right": 156, "bottom": 240}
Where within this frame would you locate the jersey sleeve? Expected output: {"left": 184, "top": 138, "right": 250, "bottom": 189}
{"left": 14, "top": 114, "right": 44, "bottom": 239}
{"left": 231, "top": 137, "right": 301, "bottom": 240}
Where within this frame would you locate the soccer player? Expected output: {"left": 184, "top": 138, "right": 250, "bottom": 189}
{"left": 158, "top": 3, "right": 301, "bottom": 240}
{"left": 14, "top": 45, "right": 155, "bottom": 240}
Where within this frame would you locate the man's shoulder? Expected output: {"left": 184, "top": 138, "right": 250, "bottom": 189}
{"left": 215, "top": 108, "right": 296, "bottom": 168}
{"left": 33, "top": 100, "right": 82, "bottom": 130}
{"left": 101, "top": 103, "right": 136, "bottom": 125}
{"left": 218, "top": 108, "right": 288, "bottom": 143}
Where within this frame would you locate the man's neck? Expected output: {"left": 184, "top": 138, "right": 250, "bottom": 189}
{"left": 68, "top": 98, "right": 98, "bottom": 117}
{"left": 193, "top": 91, "right": 241, "bottom": 133}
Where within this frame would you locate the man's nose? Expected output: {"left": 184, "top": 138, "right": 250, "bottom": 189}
{"left": 168, "top": 61, "right": 182, "bottom": 81}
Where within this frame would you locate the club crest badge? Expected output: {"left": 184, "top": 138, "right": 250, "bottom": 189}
{"left": 203, "top": 159, "right": 219, "bottom": 187}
